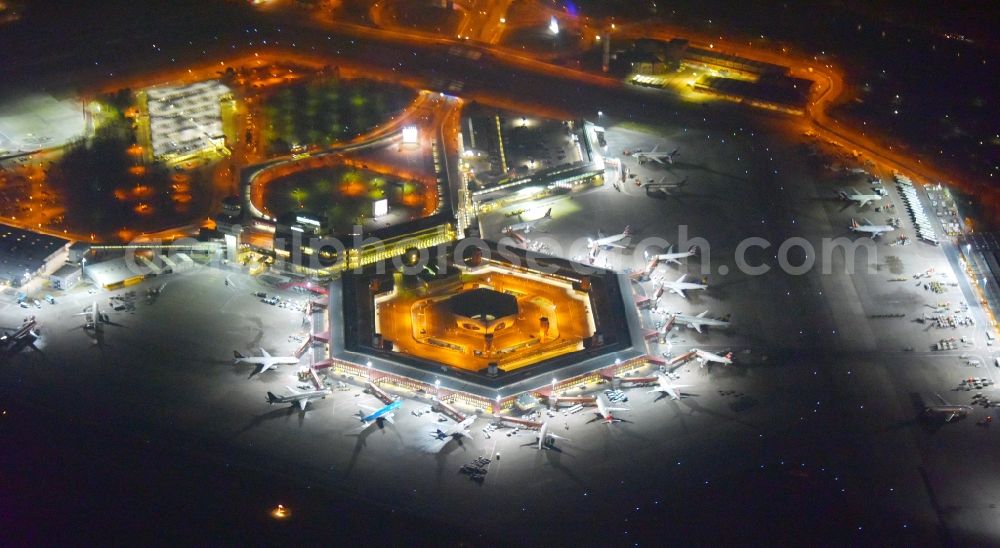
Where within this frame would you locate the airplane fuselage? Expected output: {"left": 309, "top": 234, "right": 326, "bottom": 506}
{"left": 361, "top": 399, "right": 402, "bottom": 423}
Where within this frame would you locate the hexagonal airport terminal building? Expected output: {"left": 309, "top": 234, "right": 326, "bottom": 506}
{"left": 333, "top": 240, "right": 644, "bottom": 399}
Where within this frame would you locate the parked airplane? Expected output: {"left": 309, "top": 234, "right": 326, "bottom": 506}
{"left": 594, "top": 394, "right": 628, "bottom": 423}
{"left": 850, "top": 218, "right": 895, "bottom": 238}
{"left": 668, "top": 311, "right": 730, "bottom": 334}
{"left": 693, "top": 348, "right": 733, "bottom": 366}
{"left": 233, "top": 349, "right": 300, "bottom": 374}
{"left": 632, "top": 145, "right": 679, "bottom": 165}
{"left": 433, "top": 415, "right": 476, "bottom": 442}
{"left": 648, "top": 246, "right": 696, "bottom": 266}
{"left": 924, "top": 393, "right": 974, "bottom": 423}
{"left": 75, "top": 299, "right": 113, "bottom": 328}
{"left": 838, "top": 188, "right": 882, "bottom": 209}
{"left": 503, "top": 208, "right": 551, "bottom": 234}
{"left": 662, "top": 274, "right": 708, "bottom": 299}
{"left": 534, "top": 421, "right": 569, "bottom": 449}
{"left": 266, "top": 385, "right": 330, "bottom": 410}
{"left": 357, "top": 399, "right": 402, "bottom": 429}
{"left": 588, "top": 226, "right": 634, "bottom": 251}
{"left": 649, "top": 374, "right": 691, "bottom": 400}
{"left": 0, "top": 318, "right": 39, "bottom": 351}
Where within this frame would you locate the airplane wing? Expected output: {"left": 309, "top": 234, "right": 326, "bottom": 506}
{"left": 691, "top": 322, "right": 704, "bottom": 334}
{"left": 945, "top": 413, "right": 957, "bottom": 423}
{"left": 857, "top": 197, "right": 872, "bottom": 208}
{"left": 650, "top": 156, "right": 665, "bottom": 164}
{"left": 358, "top": 403, "right": 377, "bottom": 416}
{"left": 671, "top": 287, "right": 687, "bottom": 299}
{"left": 260, "top": 348, "right": 271, "bottom": 358}
{"left": 286, "top": 386, "right": 300, "bottom": 395}
{"left": 383, "top": 413, "right": 396, "bottom": 425}
{"left": 606, "top": 242, "right": 628, "bottom": 249}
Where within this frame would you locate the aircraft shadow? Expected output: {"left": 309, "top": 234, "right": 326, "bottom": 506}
{"left": 342, "top": 423, "right": 379, "bottom": 478}
{"left": 234, "top": 405, "right": 304, "bottom": 437}
{"left": 679, "top": 398, "right": 760, "bottom": 431}
{"left": 539, "top": 446, "right": 588, "bottom": 491}
{"left": 432, "top": 435, "right": 465, "bottom": 482}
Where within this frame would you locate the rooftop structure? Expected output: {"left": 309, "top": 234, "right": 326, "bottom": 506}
{"left": 0, "top": 223, "right": 70, "bottom": 286}
{"left": 0, "top": 94, "right": 86, "bottom": 156}
{"left": 143, "top": 80, "right": 231, "bottom": 159}
{"left": 335, "top": 240, "right": 642, "bottom": 399}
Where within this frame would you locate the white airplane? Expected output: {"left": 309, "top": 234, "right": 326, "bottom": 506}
{"left": 693, "top": 348, "right": 733, "bottom": 366}
{"left": 838, "top": 188, "right": 882, "bottom": 209}
{"left": 649, "top": 373, "right": 691, "bottom": 400}
{"left": 503, "top": 208, "right": 551, "bottom": 234}
{"left": 433, "top": 415, "right": 476, "bottom": 442}
{"left": 594, "top": 394, "right": 628, "bottom": 423}
{"left": 534, "top": 421, "right": 569, "bottom": 449}
{"left": 632, "top": 145, "right": 679, "bottom": 165}
{"left": 588, "top": 226, "right": 633, "bottom": 250}
{"left": 662, "top": 274, "right": 707, "bottom": 299}
{"left": 233, "top": 349, "right": 300, "bottom": 374}
{"left": 266, "top": 385, "right": 330, "bottom": 411}
{"left": 668, "top": 311, "right": 730, "bottom": 334}
{"left": 924, "top": 393, "right": 974, "bottom": 423}
{"left": 75, "top": 299, "right": 114, "bottom": 328}
{"left": 849, "top": 218, "right": 895, "bottom": 238}
{"left": 642, "top": 176, "right": 687, "bottom": 192}
{"left": 648, "top": 246, "right": 696, "bottom": 266}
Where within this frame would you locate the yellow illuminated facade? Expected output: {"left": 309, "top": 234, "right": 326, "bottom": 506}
{"left": 374, "top": 262, "right": 596, "bottom": 373}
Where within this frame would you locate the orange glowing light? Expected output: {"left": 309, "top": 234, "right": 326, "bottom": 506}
{"left": 270, "top": 504, "right": 290, "bottom": 519}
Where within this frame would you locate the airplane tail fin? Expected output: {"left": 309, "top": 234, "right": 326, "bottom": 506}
{"left": 624, "top": 225, "right": 634, "bottom": 235}
{"left": 233, "top": 351, "right": 245, "bottom": 362}
{"left": 837, "top": 189, "right": 848, "bottom": 199}
{"left": 850, "top": 218, "right": 859, "bottom": 228}
{"left": 687, "top": 245, "right": 698, "bottom": 256}
{"left": 266, "top": 391, "right": 278, "bottom": 405}
{"left": 543, "top": 208, "right": 552, "bottom": 219}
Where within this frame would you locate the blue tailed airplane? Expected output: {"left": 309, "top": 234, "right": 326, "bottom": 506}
{"left": 356, "top": 399, "right": 402, "bottom": 429}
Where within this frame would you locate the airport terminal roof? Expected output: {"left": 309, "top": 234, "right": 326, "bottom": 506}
{"left": 448, "top": 288, "right": 518, "bottom": 321}
{"left": 84, "top": 256, "right": 150, "bottom": 288}
{"left": 0, "top": 223, "right": 69, "bottom": 284}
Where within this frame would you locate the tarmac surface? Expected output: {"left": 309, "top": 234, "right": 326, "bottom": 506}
{"left": 3, "top": 111, "right": 999, "bottom": 545}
